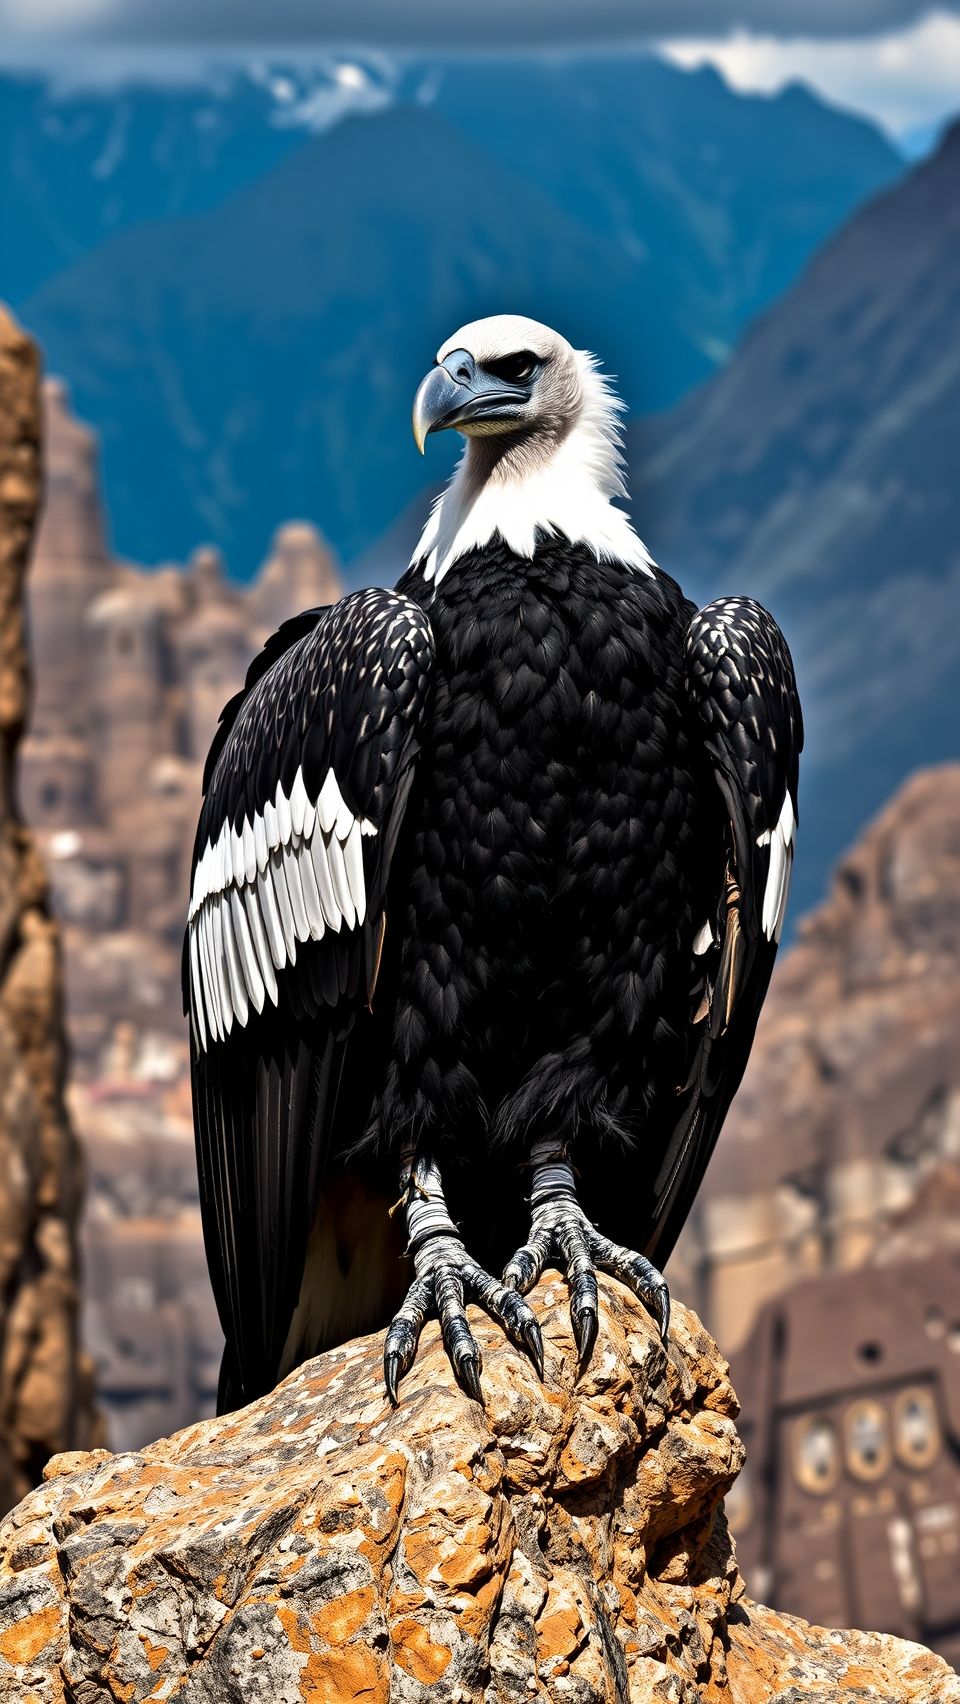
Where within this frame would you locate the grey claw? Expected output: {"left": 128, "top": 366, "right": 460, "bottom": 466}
{"left": 652, "top": 1286, "right": 671, "bottom": 1344}
{"left": 587, "top": 1233, "right": 671, "bottom": 1348}
{"left": 459, "top": 1352, "right": 483, "bottom": 1404}
{"left": 492, "top": 1286, "right": 544, "bottom": 1377}
{"left": 383, "top": 1316, "right": 419, "bottom": 1405}
{"left": 384, "top": 1350, "right": 402, "bottom": 1407}
{"left": 522, "top": 1316, "right": 545, "bottom": 1379}
{"left": 383, "top": 1272, "right": 434, "bottom": 1404}
{"left": 572, "top": 1299, "right": 598, "bottom": 1375}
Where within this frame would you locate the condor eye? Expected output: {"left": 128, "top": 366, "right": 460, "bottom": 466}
{"left": 486, "top": 351, "right": 538, "bottom": 385}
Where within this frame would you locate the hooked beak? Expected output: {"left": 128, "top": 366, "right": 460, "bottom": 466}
{"left": 412, "top": 350, "right": 530, "bottom": 454}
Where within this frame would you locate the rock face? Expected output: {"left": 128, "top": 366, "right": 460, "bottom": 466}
{"left": 0, "top": 308, "right": 101, "bottom": 1513}
{"left": 0, "top": 1277, "right": 956, "bottom": 1703}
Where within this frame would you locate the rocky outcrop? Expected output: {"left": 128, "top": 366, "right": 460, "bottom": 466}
{"left": 0, "top": 1276, "right": 955, "bottom": 1702}
{"left": 0, "top": 307, "right": 101, "bottom": 1513}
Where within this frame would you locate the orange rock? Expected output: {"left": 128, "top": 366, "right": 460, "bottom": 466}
{"left": 140, "top": 1637, "right": 167, "bottom": 1673}
{"left": 313, "top": 1585, "right": 378, "bottom": 1646}
{"left": 302, "top": 1645, "right": 389, "bottom": 1703}
{"left": 391, "top": 1617, "right": 453, "bottom": 1685}
{"left": 0, "top": 1603, "right": 61, "bottom": 1664}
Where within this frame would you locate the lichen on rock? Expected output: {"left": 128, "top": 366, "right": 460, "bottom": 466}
{"left": 0, "top": 1274, "right": 956, "bottom": 1701}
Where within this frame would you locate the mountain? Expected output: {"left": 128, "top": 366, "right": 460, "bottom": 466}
{"left": 12, "top": 55, "right": 902, "bottom": 573}
{"left": 632, "top": 121, "right": 960, "bottom": 915}
{"left": 21, "top": 106, "right": 645, "bottom": 571}
{"left": 0, "top": 59, "right": 400, "bottom": 305}
{"left": 433, "top": 60, "right": 903, "bottom": 395}
{"left": 0, "top": 71, "right": 300, "bottom": 305}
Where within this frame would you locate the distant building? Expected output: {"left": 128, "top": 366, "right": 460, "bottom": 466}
{"left": 729, "top": 1253, "right": 960, "bottom": 1670}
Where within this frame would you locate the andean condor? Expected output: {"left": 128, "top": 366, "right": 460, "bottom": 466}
{"left": 184, "top": 315, "right": 802, "bottom": 1410}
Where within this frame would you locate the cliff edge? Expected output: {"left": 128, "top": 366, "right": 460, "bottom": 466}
{"left": 0, "top": 1276, "right": 955, "bottom": 1702}
{"left": 0, "top": 307, "right": 100, "bottom": 1513}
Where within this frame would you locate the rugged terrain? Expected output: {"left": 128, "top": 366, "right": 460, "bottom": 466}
{"left": 0, "top": 308, "right": 101, "bottom": 1512}
{"left": 1, "top": 1276, "right": 956, "bottom": 1703}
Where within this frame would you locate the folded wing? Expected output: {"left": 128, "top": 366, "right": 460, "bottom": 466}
{"left": 183, "top": 587, "right": 434, "bottom": 1405}
{"left": 646, "top": 596, "right": 803, "bottom": 1266}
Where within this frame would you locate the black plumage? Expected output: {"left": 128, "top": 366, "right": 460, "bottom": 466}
{"left": 185, "top": 535, "right": 801, "bottom": 1410}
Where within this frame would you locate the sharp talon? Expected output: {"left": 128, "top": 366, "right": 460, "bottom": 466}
{"left": 654, "top": 1289, "right": 671, "bottom": 1343}
{"left": 573, "top": 1306, "right": 598, "bottom": 1375}
{"left": 384, "top": 1350, "right": 402, "bottom": 1406}
{"left": 383, "top": 1317, "right": 419, "bottom": 1405}
{"left": 523, "top": 1316, "right": 545, "bottom": 1379}
{"left": 460, "top": 1353, "right": 483, "bottom": 1404}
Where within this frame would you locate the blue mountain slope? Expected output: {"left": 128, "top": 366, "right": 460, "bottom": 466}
{"left": 432, "top": 59, "right": 903, "bottom": 383}
{"left": 631, "top": 123, "right": 960, "bottom": 916}
{"left": 22, "top": 106, "right": 650, "bottom": 568}
{"left": 0, "top": 71, "right": 305, "bottom": 304}
{"left": 12, "top": 55, "right": 902, "bottom": 575}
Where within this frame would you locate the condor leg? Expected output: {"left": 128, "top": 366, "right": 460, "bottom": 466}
{"left": 503, "top": 1138, "right": 670, "bottom": 1373}
{"left": 383, "top": 1147, "right": 543, "bottom": 1404}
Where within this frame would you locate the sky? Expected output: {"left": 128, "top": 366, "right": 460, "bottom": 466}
{"left": 661, "top": 9, "right": 960, "bottom": 141}
{"left": 1, "top": 0, "right": 958, "bottom": 144}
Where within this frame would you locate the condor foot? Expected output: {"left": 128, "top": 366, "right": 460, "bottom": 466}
{"left": 503, "top": 1146, "right": 670, "bottom": 1374}
{"left": 384, "top": 1234, "right": 543, "bottom": 1404}
{"left": 384, "top": 1154, "right": 543, "bottom": 1404}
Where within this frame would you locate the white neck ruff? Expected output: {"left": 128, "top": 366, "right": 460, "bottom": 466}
{"left": 410, "top": 353, "right": 655, "bottom": 587}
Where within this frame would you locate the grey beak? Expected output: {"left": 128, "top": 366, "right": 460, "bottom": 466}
{"left": 412, "top": 360, "right": 474, "bottom": 455}
{"left": 412, "top": 349, "right": 530, "bottom": 453}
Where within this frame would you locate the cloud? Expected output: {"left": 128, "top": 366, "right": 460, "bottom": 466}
{"left": 661, "top": 8, "right": 960, "bottom": 137}
{"left": 2, "top": 0, "right": 957, "bottom": 144}
{"left": 0, "top": 0, "right": 957, "bottom": 48}
{"left": 266, "top": 57, "right": 396, "bottom": 133}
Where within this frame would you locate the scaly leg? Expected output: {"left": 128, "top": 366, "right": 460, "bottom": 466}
{"left": 383, "top": 1146, "right": 544, "bottom": 1404}
{"left": 503, "top": 1138, "right": 670, "bottom": 1373}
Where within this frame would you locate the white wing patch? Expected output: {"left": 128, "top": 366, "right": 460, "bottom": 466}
{"left": 187, "top": 766, "right": 377, "bottom": 1051}
{"left": 692, "top": 919, "right": 714, "bottom": 956}
{"left": 757, "top": 789, "right": 796, "bottom": 944}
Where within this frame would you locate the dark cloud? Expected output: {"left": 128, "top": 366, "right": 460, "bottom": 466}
{"left": 1, "top": 0, "right": 956, "bottom": 46}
